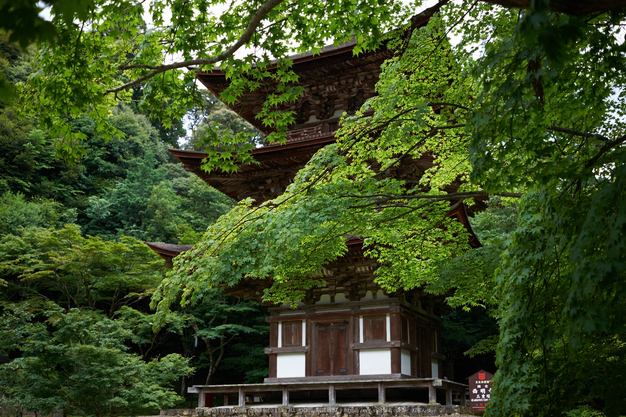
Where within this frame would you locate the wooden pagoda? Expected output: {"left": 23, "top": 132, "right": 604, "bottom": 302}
{"left": 148, "top": 13, "right": 475, "bottom": 408}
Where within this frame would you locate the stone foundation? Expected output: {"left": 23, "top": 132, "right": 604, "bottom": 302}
{"left": 161, "top": 410, "right": 201, "bottom": 416}
{"left": 192, "top": 405, "right": 474, "bottom": 417}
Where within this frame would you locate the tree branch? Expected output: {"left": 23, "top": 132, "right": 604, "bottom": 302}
{"left": 479, "top": 0, "right": 626, "bottom": 16}
{"left": 429, "top": 102, "right": 470, "bottom": 111}
{"left": 583, "top": 134, "right": 626, "bottom": 170}
{"left": 348, "top": 191, "right": 522, "bottom": 208}
{"left": 397, "top": 0, "right": 450, "bottom": 56}
{"left": 106, "top": 0, "right": 285, "bottom": 95}
{"left": 547, "top": 125, "right": 610, "bottom": 142}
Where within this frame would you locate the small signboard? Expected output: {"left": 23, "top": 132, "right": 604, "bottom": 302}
{"left": 468, "top": 370, "right": 494, "bottom": 413}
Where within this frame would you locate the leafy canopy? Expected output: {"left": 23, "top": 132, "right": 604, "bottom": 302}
{"left": 2, "top": 0, "right": 625, "bottom": 415}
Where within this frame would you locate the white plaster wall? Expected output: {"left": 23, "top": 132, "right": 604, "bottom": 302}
{"left": 431, "top": 359, "right": 439, "bottom": 379}
{"left": 276, "top": 353, "right": 306, "bottom": 378}
{"left": 318, "top": 294, "right": 332, "bottom": 304}
{"left": 401, "top": 349, "right": 411, "bottom": 376}
{"left": 361, "top": 291, "right": 374, "bottom": 301}
{"left": 334, "top": 293, "right": 347, "bottom": 303}
{"left": 359, "top": 349, "right": 391, "bottom": 375}
{"left": 359, "top": 316, "right": 364, "bottom": 343}
{"left": 333, "top": 109, "right": 345, "bottom": 118}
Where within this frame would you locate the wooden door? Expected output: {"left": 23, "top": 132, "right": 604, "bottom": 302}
{"left": 333, "top": 322, "right": 348, "bottom": 375}
{"left": 314, "top": 322, "right": 348, "bottom": 376}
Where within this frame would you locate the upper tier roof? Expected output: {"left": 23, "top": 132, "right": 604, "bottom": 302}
{"left": 169, "top": 131, "right": 335, "bottom": 202}
{"left": 169, "top": 144, "right": 464, "bottom": 205}
{"left": 196, "top": 13, "right": 433, "bottom": 134}
{"left": 149, "top": 8, "right": 484, "bottom": 290}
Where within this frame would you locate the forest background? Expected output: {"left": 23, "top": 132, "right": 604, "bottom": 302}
{"left": 0, "top": 0, "right": 625, "bottom": 416}
{"left": 0, "top": 32, "right": 498, "bottom": 416}
{"left": 0, "top": 31, "right": 500, "bottom": 416}
{"left": 0, "top": 36, "right": 279, "bottom": 416}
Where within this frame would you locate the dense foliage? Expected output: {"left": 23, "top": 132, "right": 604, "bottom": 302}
{"left": 0, "top": 0, "right": 624, "bottom": 416}
{"left": 0, "top": 37, "right": 269, "bottom": 416}
{"left": 150, "top": 3, "right": 622, "bottom": 416}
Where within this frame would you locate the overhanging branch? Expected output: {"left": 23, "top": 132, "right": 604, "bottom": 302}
{"left": 105, "top": 0, "right": 285, "bottom": 95}
{"left": 348, "top": 191, "right": 522, "bottom": 209}
{"left": 547, "top": 125, "right": 610, "bottom": 142}
{"left": 479, "top": 0, "right": 626, "bottom": 16}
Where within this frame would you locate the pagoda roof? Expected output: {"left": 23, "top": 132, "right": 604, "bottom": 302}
{"left": 144, "top": 203, "right": 481, "bottom": 295}
{"left": 196, "top": 13, "right": 433, "bottom": 134}
{"left": 447, "top": 201, "right": 482, "bottom": 249}
{"left": 169, "top": 131, "right": 335, "bottom": 202}
{"left": 197, "top": 45, "right": 389, "bottom": 134}
{"left": 170, "top": 144, "right": 467, "bottom": 205}
{"left": 145, "top": 242, "right": 193, "bottom": 267}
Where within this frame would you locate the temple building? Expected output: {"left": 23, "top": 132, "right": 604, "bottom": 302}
{"left": 147, "top": 13, "right": 476, "bottom": 408}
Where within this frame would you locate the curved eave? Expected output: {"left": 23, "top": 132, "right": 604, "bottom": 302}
{"left": 195, "top": 8, "right": 435, "bottom": 132}
{"left": 145, "top": 242, "right": 192, "bottom": 267}
{"left": 447, "top": 201, "right": 482, "bottom": 248}
{"left": 168, "top": 134, "right": 336, "bottom": 203}
{"left": 169, "top": 132, "right": 336, "bottom": 161}
{"left": 196, "top": 43, "right": 392, "bottom": 133}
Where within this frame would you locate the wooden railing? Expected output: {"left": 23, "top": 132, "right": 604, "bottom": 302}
{"left": 188, "top": 377, "right": 467, "bottom": 407}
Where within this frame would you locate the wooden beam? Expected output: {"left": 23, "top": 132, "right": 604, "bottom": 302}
{"left": 352, "top": 340, "right": 417, "bottom": 351}
{"left": 265, "top": 345, "right": 308, "bottom": 354}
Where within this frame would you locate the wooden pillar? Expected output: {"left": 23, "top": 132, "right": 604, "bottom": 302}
{"left": 348, "top": 315, "right": 356, "bottom": 375}
{"left": 329, "top": 385, "right": 336, "bottom": 405}
{"left": 269, "top": 321, "right": 278, "bottom": 378}
{"left": 409, "top": 317, "right": 417, "bottom": 377}
{"left": 378, "top": 382, "right": 385, "bottom": 404}
{"left": 390, "top": 347, "right": 401, "bottom": 374}
{"left": 461, "top": 388, "right": 467, "bottom": 406}
{"left": 390, "top": 312, "right": 401, "bottom": 374}
{"left": 445, "top": 385, "right": 452, "bottom": 405}
{"left": 428, "top": 383, "right": 436, "bottom": 404}
{"left": 282, "top": 388, "right": 289, "bottom": 406}
{"left": 198, "top": 388, "right": 205, "bottom": 407}
{"left": 238, "top": 387, "right": 245, "bottom": 407}
{"left": 223, "top": 394, "right": 229, "bottom": 406}
{"left": 268, "top": 354, "right": 277, "bottom": 379}
{"left": 269, "top": 321, "right": 278, "bottom": 347}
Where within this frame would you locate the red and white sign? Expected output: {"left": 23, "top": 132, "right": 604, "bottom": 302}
{"left": 468, "top": 370, "right": 494, "bottom": 413}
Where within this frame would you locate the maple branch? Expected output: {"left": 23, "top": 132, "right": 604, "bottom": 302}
{"left": 106, "top": 0, "right": 285, "bottom": 95}
{"left": 397, "top": 0, "right": 450, "bottom": 56}
{"left": 348, "top": 191, "right": 522, "bottom": 208}
{"left": 429, "top": 102, "right": 470, "bottom": 111}
{"left": 547, "top": 125, "right": 610, "bottom": 142}
{"left": 478, "top": 0, "right": 626, "bottom": 16}
{"left": 583, "top": 133, "right": 626, "bottom": 170}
